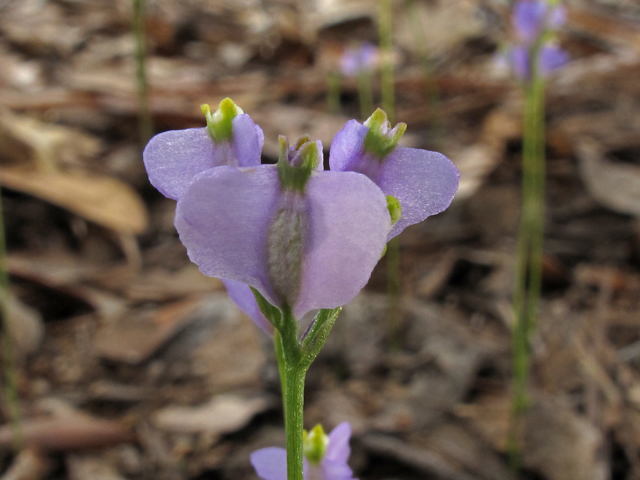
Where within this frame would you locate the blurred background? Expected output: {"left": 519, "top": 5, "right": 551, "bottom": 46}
{"left": 1, "top": 0, "right": 640, "bottom": 479}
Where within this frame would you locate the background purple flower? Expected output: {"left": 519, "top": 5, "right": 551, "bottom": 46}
{"left": 251, "top": 422, "right": 357, "bottom": 480}
{"left": 340, "top": 42, "right": 379, "bottom": 77}
{"left": 513, "top": 1, "right": 566, "bottom": 45}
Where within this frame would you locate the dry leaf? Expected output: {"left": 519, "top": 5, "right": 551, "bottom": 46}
{"left": 0, "top": 167, "right": 149, "bottom": 234}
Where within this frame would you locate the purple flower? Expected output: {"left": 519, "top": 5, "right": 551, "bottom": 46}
{"left": 223, "top": 279, "right": 273, "bottom": 335}
{"left": 173, "top": 136, "right": 391, "bottom": 321}
{"left": 340, "top": 42, "right": 379, "bottom": 77}
{"left": 251, "top": 423, "right": 357, "bottom": 480}
{"left": 513, "top": 0, "right": 566, "bottom": 45}
{"left": 508, "top": 43, "right": 569, "bottom": 81}
{"left": 329, "top": 109, "right": 460, "bottom": 239}
{"left": 143, "top": 98, "right": 264, "bottom": 201}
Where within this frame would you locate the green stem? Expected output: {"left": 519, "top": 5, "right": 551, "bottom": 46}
{"left": 327, "top": 72, "right": 342, "bottom": 115}
{"left": 386, "top": 237, "right": 402, "bottom": 351}
{"left": 357, "top": 72, "right": 374, "bottom": 120}
{"left": 274, "top": 330, "right": 287, "bottom": 413}
{"left": 404, "top": 0, "right": 444, "bottom": 149}
{"left": 284, "top": 363, "right": 307, "bottom": 480}
{"left": 132, "top": 0, "right": 153, "bottom": 145}
{"left": 509, "top": 63, "right": 546, "bottom": 470}
{"left": 378, "top": 0, "right": 395, "bottom": 122}
{"left": 0, "top": 189, "right": 22, "bottom": 450}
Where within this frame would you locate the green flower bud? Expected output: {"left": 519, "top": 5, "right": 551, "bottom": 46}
{"left": 363, "top": 108, "right": 407, "bottom": 159}
{"left": 277, "top": 135, "right": 321, "bottom": 192}
{"left": 303, "top": 424, "right": 329, "bottom": 465}
{"left": 201, "top": 97, "right": 244, "bottom": 143}
{"left": 386, "top": 195, "right": 402, "bottom": 225}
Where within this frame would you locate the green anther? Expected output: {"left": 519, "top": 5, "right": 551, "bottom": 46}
{"left": 277, "top": 136, "right": 319, "bottom": 192}
{"left": 303, "top": 424, "right": 329, "bottom": 465}
{"left": 201, "top": 97, "right": 244, "bottom": 143}
{"left": 363, "top": 108, "right": 407, "bottom": 159}
{"left": 386, "top": 195, "right": 402, "bottom": 225}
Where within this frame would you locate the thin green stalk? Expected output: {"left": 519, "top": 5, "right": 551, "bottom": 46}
{"left": 132, "top": 0, "right": 153, "bottom": 145}
{"left": 0, "top": 190, "right": 22, "bottom": 450}
{"left": 378, "top": 0, "right": 395, "bottom": 121}
{"left": 274, "top": 330, "right": 287, "bottom": 413}
{"left": 327, "top": 72, "right": 342, "bottom": 115}
{"left": 404, "top": 0, "right": 444, "bottom": 149}
{"left": 508, "top": 67, "right": 546, "bottom": 469}
{"left": 357, "top": 72, "right": 374, "bottom": 120}
{"left": 284, "top": 363, "right": 306, "bottom": 480}
{"left": 386, "top": 237, "right": 402, "bottom": 351}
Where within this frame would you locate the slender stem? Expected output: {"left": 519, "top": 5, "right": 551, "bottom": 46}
{"left": 0, "top": 189, "right": 22, "bottom": 450}
{"left": 274, "top": 330, "right": 287, "bottom": 413}
{"left": 357, "top": 72, "right": 374, "bottom": 120}
{"left": 284, "top": 363, "right": 307, "bottom": 480}
{"left": 386, "top": 237, "right": 402, "bottom": 351}
{"left": 132, "top": 0, "right": 153, "bottom": 145}
{"left": 378, "top": 0, "right": 395, "bottom": 121}
{"left": 404, "top": 0, "right": 444, "bottom": 149}
{"left": 327, "top": 72, "right": 342, "bottom": 115}
{"left": 509, "top": 61, "right": 546, "bottom": 470}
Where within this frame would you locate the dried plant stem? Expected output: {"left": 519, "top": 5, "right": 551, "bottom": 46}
{"left": 0, "top": 189, "right": 22, "bottom": 450}
{"left": 132, "top": 0, "right": 153, "bottom": 145}
{"left": 509, "top": 74, "right": 546, "bottom": 469}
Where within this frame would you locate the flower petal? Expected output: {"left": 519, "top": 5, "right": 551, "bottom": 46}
{"left": 328, "top": 120, "right": 369, "bottom": 175}
{"left": 322, "top": 460, "right": 356, "bottom": 480}
{"left": 325, "top": 423, "right": 352, "bottom": 463}
{"left": 143, "top": 114, "right": 263, "bottom": 201}
{"left": 223, "top": 278, "right": 273, "bottom": 335}
{"left": 513, "top": 0, "right": 547, "bottom": 45}
{"left": 174, "top": 165, "right": 281, "bottom": 307}
{"left": 232, "top": 113, "right": 265, "bottom": 167}
{"left": 143, "top": 127, "right": 216, "bottom": 200}
{"left": 293, "top": 171, "right": 390, "bottom": 319}
{"left": 251, "top": 448, "right": 288, "bottom": 480}
{"left": 380, "top": 146, "right": 460, "bottom": 238}
{"left": 539, "top": 44, "right": 569, "bottom": 77}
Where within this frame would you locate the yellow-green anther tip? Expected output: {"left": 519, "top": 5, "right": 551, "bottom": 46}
{"left": 200, "top": 104, "right": 212, "bottom": 116}
{"left": 303, "top": 424, "right": 329, "bottom": 465}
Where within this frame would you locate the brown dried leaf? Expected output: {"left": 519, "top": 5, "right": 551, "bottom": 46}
{"left": 576, "top": 137, "right": 640, "bottom": 217}
{"left": 0, "top": 167, "right": 149, "bottom": 234}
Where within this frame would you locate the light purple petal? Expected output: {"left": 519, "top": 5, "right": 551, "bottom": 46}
{"left": 292, "top": 171, "right": 390, "bottom": 319}
{"left": 174, "top": 165, "right": 281, "bottom": 308}
{"left": 322, "top": 460, "right": 356, "bottom": 480}
{"left": 143, "top": 114, "right": 263, "bottom": 201}
{"left": 379, "top": 146, "right": 459, "bottom": 238}
{"left": 143, "top": 127, "right": 216, "bottom": 200}
{"left": 232, "top": 113, "right": 264, "bottom": 167}
{"left": 513, "top": 0, "right": 547, "bottom": 45}
{"left": 325, "top": 423, "right": 352, "bottom": 463}
{"left": 539, "top": 44, "right": 569, "bottom": 77}
{"left": 329, "top": 121, "right": 459, "bottom": 240}
{"left": 251, "top": 448, "right": 288, "bottom": 480}
{"left": 328, "top": 120, "right": 371, "bottom": 175}
{"left": 223, "top": 278, "right": 273, "bottom": 335}
{"left": 548, "top": 5, "right": 567, "bottom": 30}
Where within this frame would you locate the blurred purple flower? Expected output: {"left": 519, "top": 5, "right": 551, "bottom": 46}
{"left": 251, "top": 423, "right": 357, "bottom": 480}
{"left": 340, "top": 42, "right": 379, "bottom": 77}
{"left": 143, "top": 98, "right": 264, "bottom": 201}
{"left": 173, "top": 137, "right": 391, "bottom": 321}
{"left": 508, "top": 43, "right": 569, "bottom": 81}
{"left": 329, "top": 109, "right": 460, "bottom": 240}
{"left": 513, "top": 0, "right": 566, "bottom": 45}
